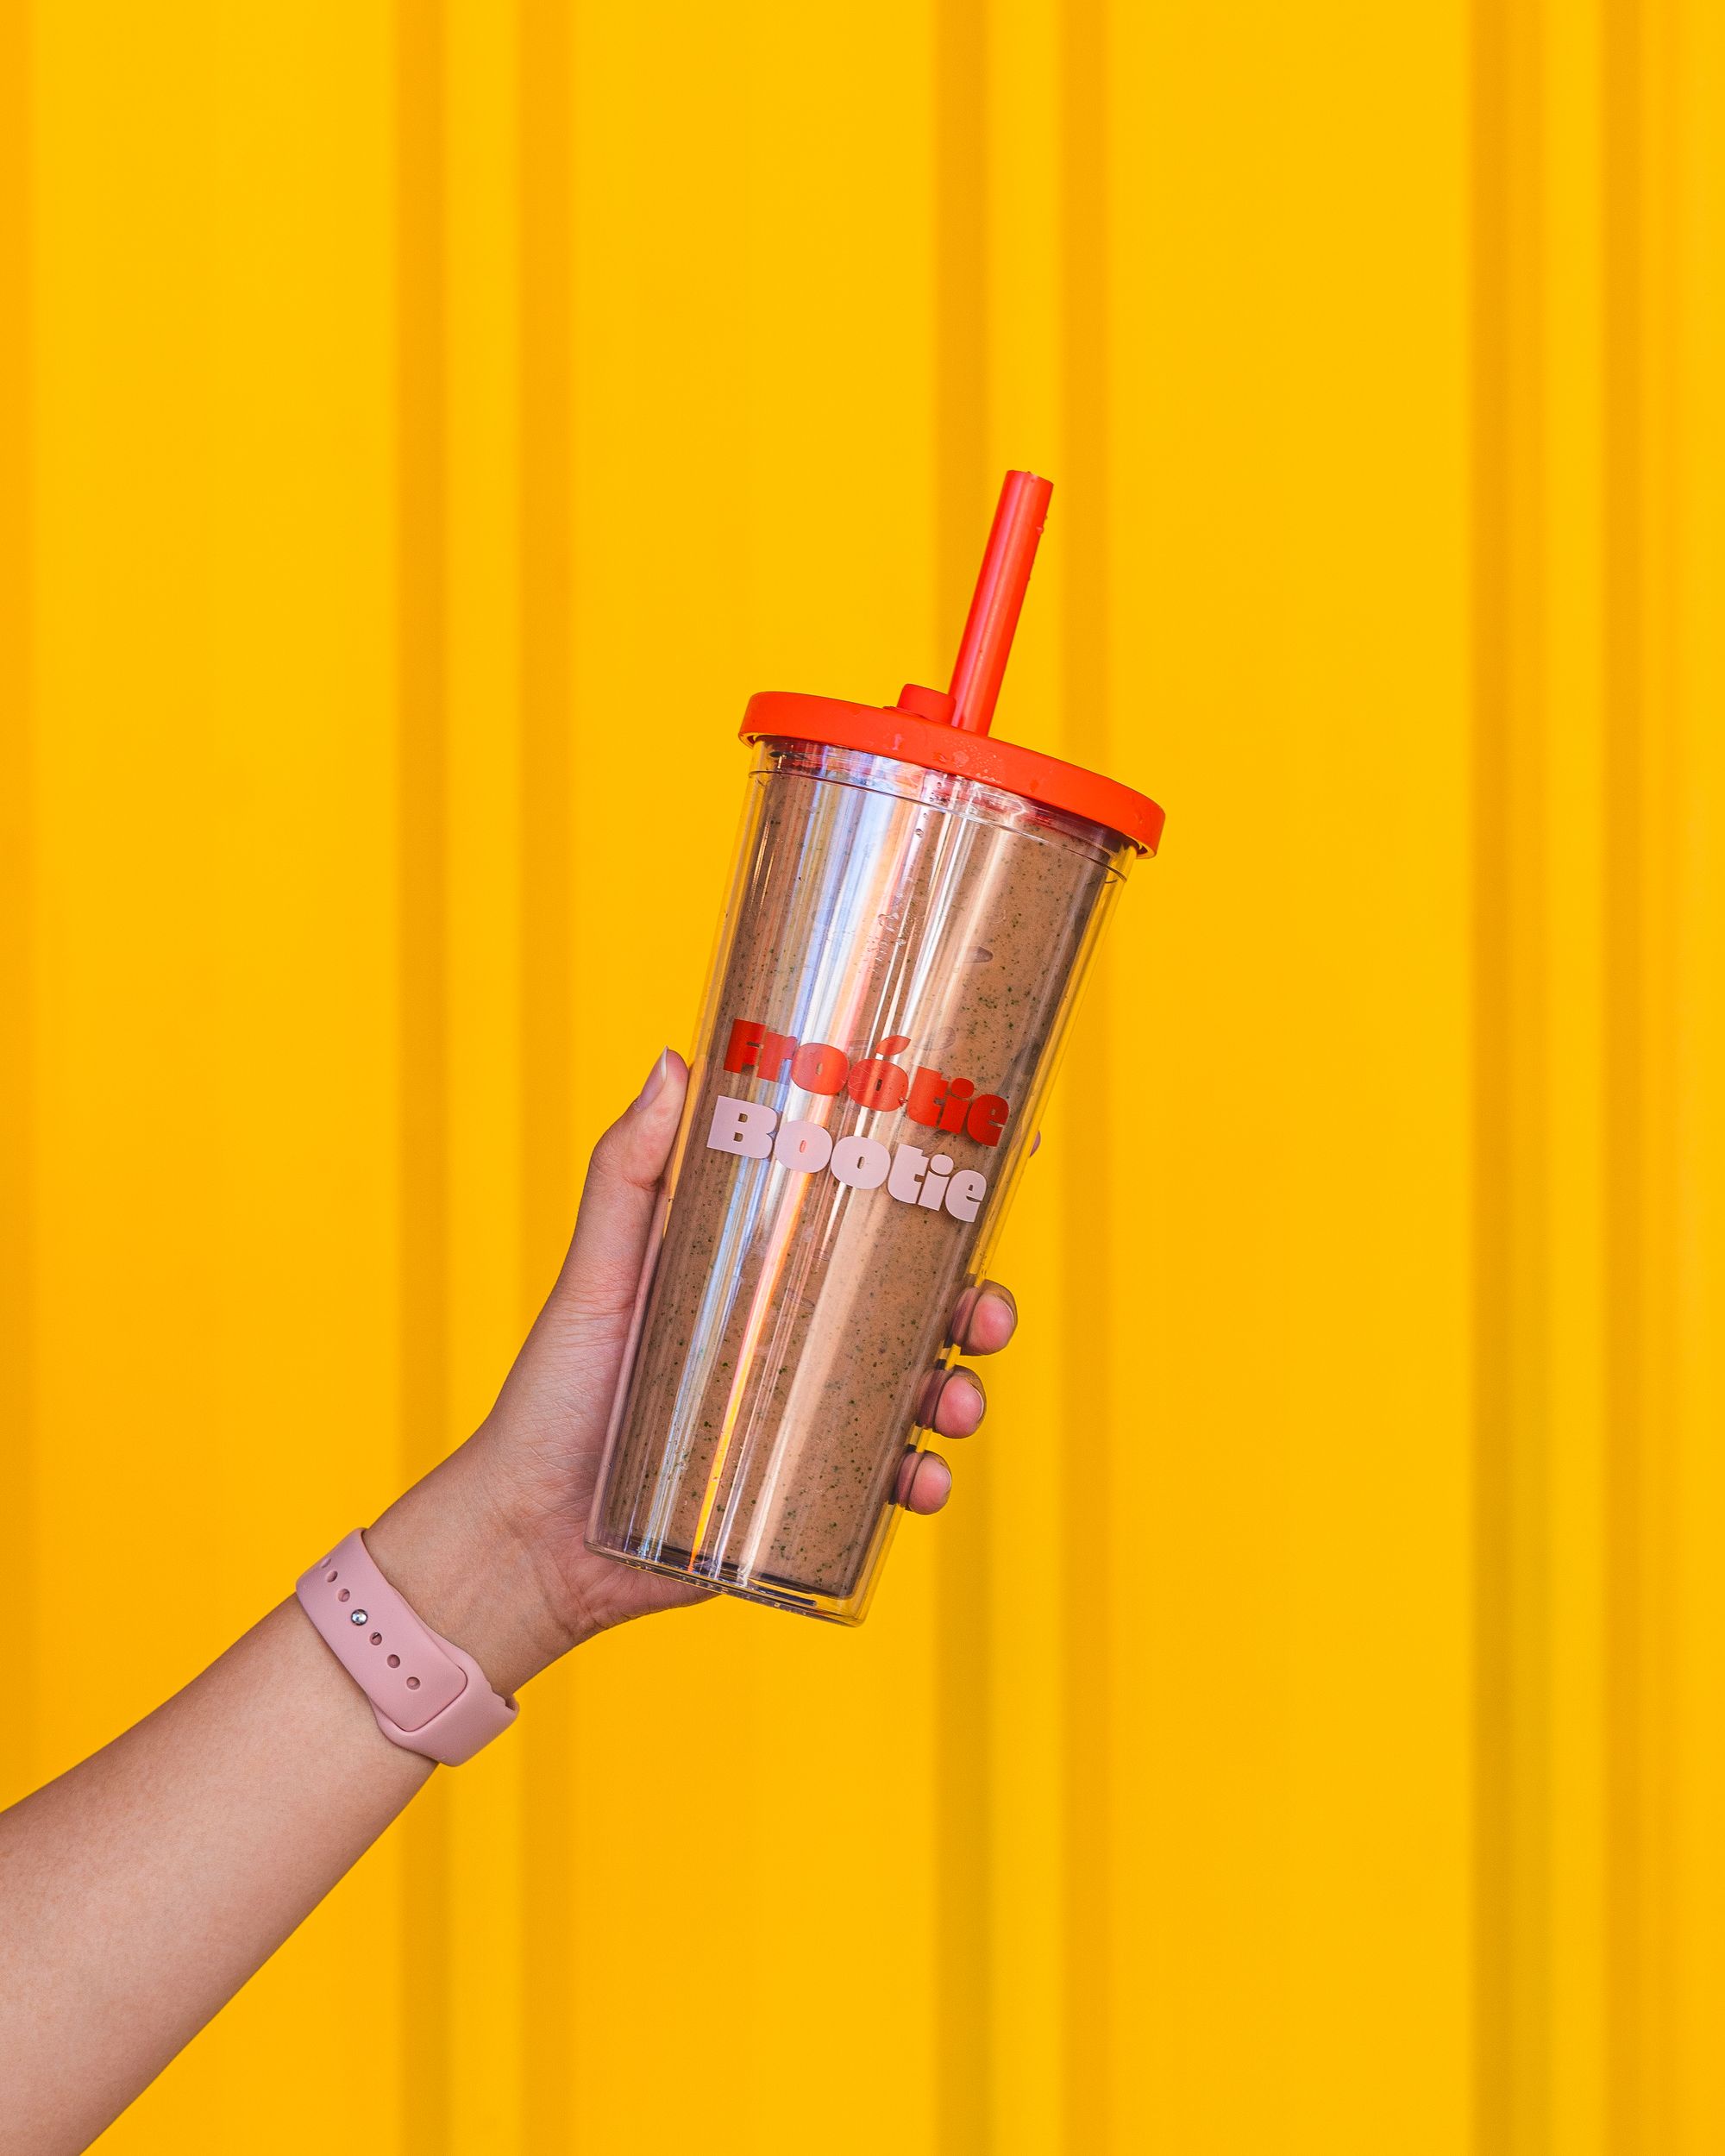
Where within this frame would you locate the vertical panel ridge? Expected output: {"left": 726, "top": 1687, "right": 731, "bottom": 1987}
{"left": 0, "top": 0, "right": 34, "bottom": 1803}
{"left": 1601, "top": 0, "right": 1644, "bottom": 2147}
{"left": 935, "top": 5, "right": 994, "bottom": 2150}
{"left": 1603, "top": 0, "right": 1680, "bottom": 2144}
{"left": 1059, "top": 0, "right": 1113, "bottom": 2148}
{"left": 1471, "top": 0, "right": 1512, "bottom": 2120}
{"left": 396, "top": 2, "right": 452, "bottom": 2146}
{"left": 518, "top": 2, "right": 576, "bottom": 2146}
{"left": 1472, "top": 0, "right": 1551, "bottom": 2149}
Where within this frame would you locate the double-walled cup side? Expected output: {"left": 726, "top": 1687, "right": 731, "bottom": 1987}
{"left": 586, "top": 737, "right": 1132, "bottom": 1624}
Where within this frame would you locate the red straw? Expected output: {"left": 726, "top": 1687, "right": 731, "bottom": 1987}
{"left": 945, "top": 470, "right": 1054, "bottom": 735}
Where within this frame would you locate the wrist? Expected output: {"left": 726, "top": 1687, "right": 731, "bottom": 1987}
{"left": 364, "top": 1439, "right": 584, "bottom": 1699}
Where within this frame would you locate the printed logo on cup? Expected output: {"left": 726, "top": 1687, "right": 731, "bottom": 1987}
{"left": 706, "top": 1018, "right": 1011, "bottom": 1222}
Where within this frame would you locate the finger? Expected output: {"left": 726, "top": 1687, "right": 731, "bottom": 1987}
{"left": 949, "top": 1281, "right": 1018, "bottom": 1357}
{"left": 930, "top": 1367, "right": 986, "bottom": 1439}
{"left": 554, "top": 1049, "right": 689, "bottom": 1323}
{"left": 897, "top": 1451, "right": 952, "bottom": 1514}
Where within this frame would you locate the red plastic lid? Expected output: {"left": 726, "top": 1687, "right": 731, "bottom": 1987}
{"left": 737, "top": 473, "right": 1164, "bottom": 856}
{"left": 740, "top": 691, "right": 1164, "bottom": 854}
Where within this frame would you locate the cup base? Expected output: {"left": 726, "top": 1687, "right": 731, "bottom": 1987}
{"left": 584, "top": 1532, "right": 875, "bottom": 1626}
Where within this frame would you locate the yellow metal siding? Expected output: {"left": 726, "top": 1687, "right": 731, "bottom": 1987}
{"left": 2, "top": 3, "right": 1722, "bottom": 2150}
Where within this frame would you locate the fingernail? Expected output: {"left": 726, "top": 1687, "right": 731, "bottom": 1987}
{"left": 637, "top": 1047, "right": 670, "bottom": 1107}
{"left": 944, "top": 1369, "right": 984, "bottom": 1429}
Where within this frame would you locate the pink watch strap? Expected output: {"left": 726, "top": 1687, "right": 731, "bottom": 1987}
{"left": 295, "top": 1529, "right": 518, "bottom": 1766}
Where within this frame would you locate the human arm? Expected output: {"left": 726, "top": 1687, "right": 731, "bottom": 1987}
{"left": 0, "top": 1050, "right": 1014, "bottom": 2153}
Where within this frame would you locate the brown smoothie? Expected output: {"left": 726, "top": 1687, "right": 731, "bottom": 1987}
{"left": 589, "top": 740, "right": 1123, "bottom": 1613}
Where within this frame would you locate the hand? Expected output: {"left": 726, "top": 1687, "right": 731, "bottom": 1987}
{"left": 367, "top": 1049, "right": 1021, "bottom": 1694}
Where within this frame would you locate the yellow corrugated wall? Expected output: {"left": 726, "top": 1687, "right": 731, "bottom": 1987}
{"left": 3, "top": 3, "right": 1722, "bottom": 2150}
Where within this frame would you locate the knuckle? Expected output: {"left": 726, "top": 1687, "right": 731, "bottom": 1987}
{"left": 587, "top": 1121, "right": 663, "bottom": 1199}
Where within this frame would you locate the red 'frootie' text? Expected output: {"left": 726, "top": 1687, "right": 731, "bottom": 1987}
{"left": 721, "top": 1018, "right": 1010, "bottom": 1148}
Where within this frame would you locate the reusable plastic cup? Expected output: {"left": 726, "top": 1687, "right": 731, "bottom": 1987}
{"left": 586, "top": 473, "right": 1164, "bottom": 1623}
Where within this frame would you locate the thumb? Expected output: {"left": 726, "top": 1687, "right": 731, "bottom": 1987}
{"left": 554, "top": 1048, "right": 690, "bottom": 1324}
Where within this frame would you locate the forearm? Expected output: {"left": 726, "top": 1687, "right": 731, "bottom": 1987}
{"left": 0, "top": 1597, "right": 425, "bottom": 2154}
{"left": 0, "top": 1435, "right": 568, "bottom": 2156}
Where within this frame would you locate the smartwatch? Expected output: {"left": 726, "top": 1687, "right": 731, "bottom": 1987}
{"left": 295, "top": 1528, "right": 518, "bottom": 1766}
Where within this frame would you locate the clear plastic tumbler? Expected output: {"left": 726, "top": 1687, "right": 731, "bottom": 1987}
{"left": 586, "top": 474, "right": 1164, "bottom": 1623}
